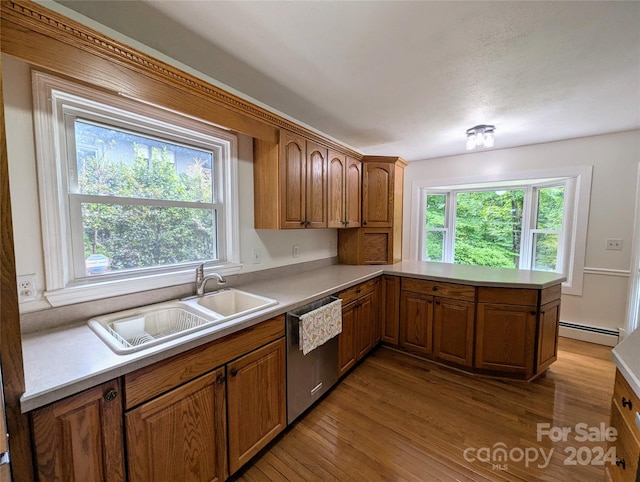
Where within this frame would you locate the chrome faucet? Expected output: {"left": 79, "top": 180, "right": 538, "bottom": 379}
{"left": 195, "top": 263, "right": 227, "bottom": 296}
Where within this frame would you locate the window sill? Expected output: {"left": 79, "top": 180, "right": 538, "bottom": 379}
{"left": 42, "top": 263, "right": 243, "bottom": 308}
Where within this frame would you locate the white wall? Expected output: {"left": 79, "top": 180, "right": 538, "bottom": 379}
{"left": 2, "top": 55, "right": 337, "bottom": 313}
{"left": 403, "top": 131, "right": 640, "bottom": 334}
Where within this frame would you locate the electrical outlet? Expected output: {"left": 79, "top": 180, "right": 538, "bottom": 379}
{"left": 17, "top": 274, "right": 38, "bottom": 302}
{"left": 292, "top": 244, "right": 300, "bottom": 258}
{"left": 605, "top": 238, "right": 623, "bottom": 251}
{"left": 252, "top": 247, "right": 261, "bottom": 265}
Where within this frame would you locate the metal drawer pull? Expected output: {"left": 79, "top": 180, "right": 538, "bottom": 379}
{"left": 615, "top": 456, "right": 626, "bottom": 469}
{"left": 104, "top": 389, "right": 118, "bottom": 402}
{"left": 621, "top": 396, "right": 633, "bottom": 409}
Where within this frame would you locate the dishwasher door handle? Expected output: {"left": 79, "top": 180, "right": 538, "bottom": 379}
{"left": 310, "top": 382, "right": 323, "bottom": 396}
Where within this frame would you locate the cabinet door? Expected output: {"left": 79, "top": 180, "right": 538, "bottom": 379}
{"left": 433, "top": 298, "right": 475, "bottom": 367}
{"left": 327, "top": 151, "right": 346, "bottom": 228}
{"left": 399, "top": 291, "right": 433, "bottom": 356}
{"left": 32, "top": 380, "right": 125, "bottom": 482}
{"left": 362, "top": 162, "right": 393, "bottom": 227}
{"left": 338, "top": 300, "right": 357, "bottom": 377}
{"left": 475, "top": 303, "right": 537, "bottom": 376}
{"left": 381, "top": 275, "right": 401, "bottom": 345}
{"left": 280, "top": 130, "right": 306, "bottom": 229}
{"left": 355, "top": 291, "right": 375, "bottom": 359}
{"left": 536, "top": 299, "right": 560, "bottom": 373}
{"left": 126, "top": 369, "right": 227, "bottom": 482}
{"left": 345, "top": 156, "right": 362, "bottom": 227}
{"left": 305, "top": 141, "right": 327, "bottom": 228}
{"left": 227, "top": 338, "right": 287, "bottom": 474}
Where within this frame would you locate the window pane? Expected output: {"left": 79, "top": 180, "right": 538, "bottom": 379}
{"left": 533, "top": 232, "right": 558, "bottom": 271}
{"left": 425, "top": 230, "right": 444, "bottom": 262}
{"left": 74, "top": 120, "right": 214, "bottom": 203}
{"left": 425, "top": 194, "right": 446, "bottom": 228}
{"left": 454, "top": 190, "right": 524, "bottom": 269}
{"left": 537, "top": 186, "right": 564, "bottom": 230}
{"left": 81, "top": 203, "right": 215, "bottom": 275}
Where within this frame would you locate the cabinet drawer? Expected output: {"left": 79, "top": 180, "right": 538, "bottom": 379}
{"left": 401, "top": 278, "right": 475, "bottom": 302}
{"left": 608, "top": 402, "right": 640, "bottom": 482}
{"left": 339, "top": 278, "right": 377, "bottom": 305}
{"left": 124, "top": 315, "right": 284, "bottom": 409}
{"left": 613, "top": 370, "right": 640, "bottom": 438}
{"left": 477, "top": 287, "right": 538, "bottom": 306}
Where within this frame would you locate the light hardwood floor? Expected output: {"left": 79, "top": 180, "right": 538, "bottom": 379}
{"left": 233, "top": 338, "right": 616, "bottom": 481}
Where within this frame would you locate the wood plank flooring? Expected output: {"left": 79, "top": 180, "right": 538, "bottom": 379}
{"left": 232, "top": 338, "right": 616, "bottom": 481}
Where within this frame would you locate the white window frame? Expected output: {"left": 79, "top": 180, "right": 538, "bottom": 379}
{"left": 32, "top": 71, "right": 240, "bottom": 306}
{"left": 410, "top": 166, "right": 592, "bottom": 296}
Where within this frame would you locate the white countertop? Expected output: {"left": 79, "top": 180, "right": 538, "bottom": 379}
{"left": 611, "top": 327, "right": 640, "bottom": 396}
{"left": 21, "top": 262, "right": 566, "bottom": 412}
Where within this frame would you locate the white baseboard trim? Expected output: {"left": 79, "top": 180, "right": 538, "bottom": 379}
{"left": 559, "top": 321, "right": 619, "bottom": 347}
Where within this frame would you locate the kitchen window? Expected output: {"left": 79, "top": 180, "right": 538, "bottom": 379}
{"left": 32, "top": 72, "right": 239, "bottom": 306}
{"left": 412, "top": 166, "right": 592, "bottom": 295}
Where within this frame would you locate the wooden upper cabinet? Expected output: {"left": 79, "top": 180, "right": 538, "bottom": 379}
{"left": 328, "top": 152, "right": 362, "bottom": 228}
{"left": 362, "top": 162, "right": 393, "bottom": 227}
{"left": 305, "top": 140, "right": 328, "bottom": 228}
{"left": 280, "top": 130, "right": 307, "bottom": 228}
{"left": 345, "top": 157, "right": 362, "bottom": 227}
{"left": 31, "top": 380, "right": 126, "bottom": 482}
{"left": 254, "top": 129, "right": 331, "bottom": 229}
{"left": 328, "top": 151, "right": 346, "bottom": 228}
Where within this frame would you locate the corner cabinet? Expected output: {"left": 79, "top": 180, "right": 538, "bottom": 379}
{"left": 31, "top": 380, "right": 126, "bottom": 482}
{"left": 475, "top": 285, "right": 561, "bottom": 378}
{"left": 339, "top": 156, "right": 407, "bottom": 264}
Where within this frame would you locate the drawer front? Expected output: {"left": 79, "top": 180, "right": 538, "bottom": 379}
{"left": 124, "top": 315, "right": 284, "bottom": 409}
{"left": 401, "top": 278, "right": 475, "bottom": 302}
{"left": 613, "top": 369, "right": 640, "bottom": 438}
{"left": 339, "top": 278, "right": 377, "bottom": 305}
{"left": 608, "top": 402, "right": 640, "bottom": 482}
{"left": 477, "top": 287, "right": 538, "bottom": 306}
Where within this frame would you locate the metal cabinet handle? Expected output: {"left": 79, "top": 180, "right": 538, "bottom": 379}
{"left": 435, "top": 300, "right": 441, "bottom": 305}
{"left": 621, "top": 397, "right": 633, "bottom": 410}
{"left": 230, "top": 368, "right": 238, "bottom": 377}
{"left": 432, "top": 286, "right": 438, "bottom": 291}
{"left": 530, "top": 311, "right": 537, "bottom": 316}
{"left": 217, "top": 374, "right": 226, "bottom": 384}
{"left": 615, "top": 456, "right": 626, "bottom": 469}
{"left": 104, "top": 389, "right": 118, "bottom": 402}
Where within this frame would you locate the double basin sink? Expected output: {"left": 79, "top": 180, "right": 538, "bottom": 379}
{"left": 88, "top": 289, "right": 278, "bottom": 354}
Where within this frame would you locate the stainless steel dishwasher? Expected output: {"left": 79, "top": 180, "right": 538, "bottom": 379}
{"left": 286, "top": 296, "right": 340, "bottom": 424}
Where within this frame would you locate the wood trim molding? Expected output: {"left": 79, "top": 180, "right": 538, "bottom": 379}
{"left": 0, "top": 0, "right": 362, "bottom": 159}
{"left": 0, "top": 55, "right": 35, "bottom": 481}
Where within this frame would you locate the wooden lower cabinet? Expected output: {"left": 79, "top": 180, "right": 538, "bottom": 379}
{"left": 338, "top": 279, "right": 380, "bottom": 377}
{"left": 227, "top": 338, "right": 286, "bottom": 475}
{"left": 536, "top": 299, "right": 561, "bottom": 372}
{"left": 31, "top": 380, "right": 125, "bottom": 482}
{"left": 433, "top": 298, "right": 474, "bottom": 367}
{"left": 126, "top": 368, "right": 228, "bottom": 482}
{"left": 475, "top": 303, "right": 537, "bottom": 376}
{"left": 606, "top": 370, "right": 640, "bottom": 481}
{"left": 381, "top": 275, "right": 401, "bottom": 345}
{"left": 399, "top": 290, "right": 433, "bottom": 356}
{"left": 338, "top": 299, "right": 357, "bottom": 376}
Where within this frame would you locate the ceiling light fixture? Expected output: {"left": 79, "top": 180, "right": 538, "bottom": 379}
{"left": 465, "top": 124, "right": 496, "bottom": 150}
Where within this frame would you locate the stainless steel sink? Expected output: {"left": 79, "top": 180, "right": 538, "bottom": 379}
{"left": 88, "top": 301, "right": 223, "bottom": 354}
{"left": 183, "top": 288, "right": 278, "bottom": 320}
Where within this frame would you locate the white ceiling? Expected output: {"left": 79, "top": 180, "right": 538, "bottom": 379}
{"left": 56, "top": 1, "right": 640, "bottom": 161}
